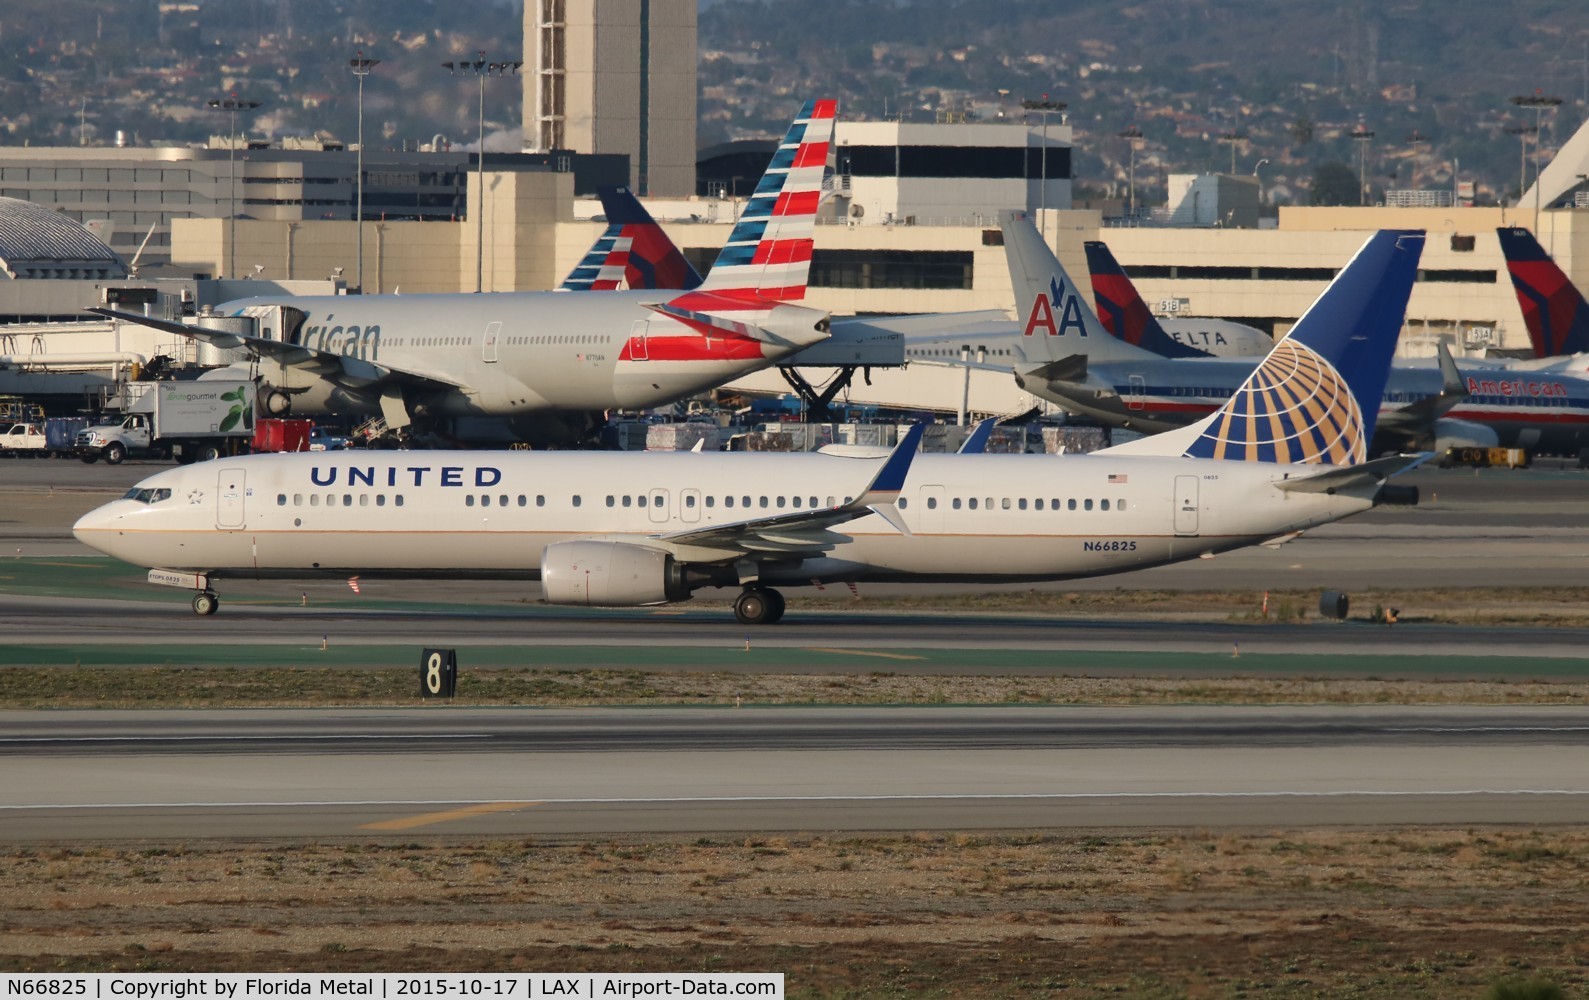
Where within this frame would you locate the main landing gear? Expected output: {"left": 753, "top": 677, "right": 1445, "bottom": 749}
{"left": 192, "top": 591, "right": 220, "bottom": 616}
{"left": 733, "top": 586, "right": 785, "bottom": 625}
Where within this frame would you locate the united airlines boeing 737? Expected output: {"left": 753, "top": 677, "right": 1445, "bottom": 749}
{"left": 74, "top": 230, "right": 1428, "bottom": 624}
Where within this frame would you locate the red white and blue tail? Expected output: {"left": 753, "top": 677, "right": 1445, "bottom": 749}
{"left": 560, "top": 186, "right": 704, "bottom": 292}
{"left": 692, "top": 99, "right": 836, "bottom": 304}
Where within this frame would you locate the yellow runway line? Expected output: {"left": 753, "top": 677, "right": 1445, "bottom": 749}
{"left": 804, "top": 647, "right": 926, "bottom": 661}
{"left": 359, "top": 800, "right": 539, "bottom": 831}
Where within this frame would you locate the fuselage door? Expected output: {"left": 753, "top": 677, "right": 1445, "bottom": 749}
{"left": 648, "top": 488, "right": 669, "bottom": 523}
{"left": 217, "top": 467, "right": 247, "bottom": 531}
{"left": 1127, "top": 373, "right": 1147, "bottom": 410}
{"left": 681, "top": 489, "right": 702, "bottom": 523}
{"left": 918, "top": 484, "right": 945, "bottom": 534}
{"left": 1173, "top": 474, "right": 1199, "bottom": 536}
{"left": 629, "top": 320, "right": 650, "bottom": 361}
{"left": 482, "top": 320, "right": 502, "bottom": 363}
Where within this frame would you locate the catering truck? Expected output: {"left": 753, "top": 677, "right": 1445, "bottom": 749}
{"left": 75, "top": 380, "right": 255, "bottom": 464}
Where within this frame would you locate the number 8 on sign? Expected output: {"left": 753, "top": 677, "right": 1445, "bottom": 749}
{"left": 419, "top": 648, "right": 457, "bottom": 698}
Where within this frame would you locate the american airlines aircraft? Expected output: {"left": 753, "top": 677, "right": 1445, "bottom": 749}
{"left": 74, "top": 230, "right": 1428, "bottom": 624}
{"left": 91, "top": 101, "right": 838, "bottom": 439}
{"left": 1006, "top": 217, "right": 1589, "bottom": 454}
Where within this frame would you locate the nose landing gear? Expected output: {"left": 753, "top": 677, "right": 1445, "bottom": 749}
{"left": 192, "top": 591, "right": 220, "bottom": 616}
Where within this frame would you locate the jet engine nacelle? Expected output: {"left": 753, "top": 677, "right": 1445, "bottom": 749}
{"left": 1432, "top": 417, "right": 1501, "bottom": 451}
{"left": 540, "top": 540, "right": 691, "bottom": 607}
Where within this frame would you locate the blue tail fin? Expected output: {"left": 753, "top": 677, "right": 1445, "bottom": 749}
{"left": 1083, "top": 240, "right": 1211, "bottom": 358}
{"left": 1104, "top": 231, "right": 1425, "bottom": 465}
{"left": 1496, "top": 227, "right": 1589, "bottom": 358}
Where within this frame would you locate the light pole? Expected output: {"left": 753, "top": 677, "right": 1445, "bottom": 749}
{"left": 1511, "top": 92, "right": 1562, "bottom": 236}
{"left": 207, "top": 95, "right": 261, "bottom": 279}
{"left": 1219, "top": 131, "right": 1242, "bottom": 175}
{"left": 1022, "top": 97, "right": 1065, "bottom": 236}
{"left": 349, "top": 51, "right": 379, "bottom": 293}
{"left": 1118, "top": 125, "right": 1142, "bottom": 218}
{"left": 444, "top": 52, "right": 522, "bottom": 293}
{"left": 1252, "top": 158, "right": 1269, "bottom": 212}
{"left": 1350, "top": 122, "right": 1375, "bottom": 206}
{"left": 1505, "top": 124, "right": 1536, "bottom": 207}
{"left": 1406, "top": 130, "right": 1428, "bottom": 190}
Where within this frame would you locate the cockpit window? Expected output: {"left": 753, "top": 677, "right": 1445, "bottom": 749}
{"left": 121, "top": 487, "right": 173, "bottom": 504}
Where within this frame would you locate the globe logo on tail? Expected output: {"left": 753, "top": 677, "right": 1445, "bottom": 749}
{"left": 1187, "top": 340, "right": 1366, "bottom": 465}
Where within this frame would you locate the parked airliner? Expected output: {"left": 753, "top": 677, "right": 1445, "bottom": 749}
{"left": 92, "top": 101, "right": 838, "bottom": 438}
{"left": 1008, "top": 217, "right": 1589, "bottom": 454}
{"left": 74, "top": 230, "right": 1428, "bottom": 624}
{"left": 1082, "top": 239, "right": 1274, "bottom": 358}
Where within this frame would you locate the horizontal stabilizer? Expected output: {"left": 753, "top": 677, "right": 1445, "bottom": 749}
{"left": 1273, "top": 453, "right": 1431, "bottom": 495}
{"left": 1019, "top": 355, "right": 1089, "bottom": 385}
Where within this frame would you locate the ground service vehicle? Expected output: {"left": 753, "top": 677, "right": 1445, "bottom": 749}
{"left": 76, "top": 380, "right": 255, "bottom": 464}
{"left": 0, "top": 422, "right": 46, "bottom": 456}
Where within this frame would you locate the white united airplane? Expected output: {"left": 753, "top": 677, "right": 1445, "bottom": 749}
{"left": 74, "top": 230, "right": 1428, "bottom": 624}
{"left": 90, "top": 101, "right": 838, "bottom": 439}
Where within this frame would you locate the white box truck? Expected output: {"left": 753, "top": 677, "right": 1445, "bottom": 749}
{"left": 76, "top": 380, "right": 255, "bottom": 464}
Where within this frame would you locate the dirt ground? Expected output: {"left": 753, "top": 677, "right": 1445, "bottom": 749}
{"left": 3, "top": 829, "right": 1587, "bottom": 997}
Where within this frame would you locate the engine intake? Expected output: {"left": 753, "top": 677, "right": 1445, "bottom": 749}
{"left": 540, "top": 540, "right": 691, "bottom": 607}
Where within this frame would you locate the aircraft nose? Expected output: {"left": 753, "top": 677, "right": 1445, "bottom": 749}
{"left": 72, "top": 502, "right": 119, "bottom": 548}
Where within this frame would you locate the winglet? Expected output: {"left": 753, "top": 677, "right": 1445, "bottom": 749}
{"left": 855, "top": 423, "right": 924, "bottom": 508}
{"left": 1496, "top": 226, "right": 1589, "bottom": 359}
{"left": 1083, "top": 240, "right": 1211, "bottom": 358}
{"left": 957, "top": 417, "right": 997, "bottom": 454}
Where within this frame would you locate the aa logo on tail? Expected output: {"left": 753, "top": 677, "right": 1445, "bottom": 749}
{"left": 1023, "top": 276, "right": 1089, "bottom": 338}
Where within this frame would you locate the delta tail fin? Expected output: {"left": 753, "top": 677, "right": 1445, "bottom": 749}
{"left": 1083, "top": 240, "right": 1211, "bottom": 359}
{"left": 1496, "top": 227, "right": 1589, "bottom": 359}
{"left": 1102, "top": 230, "right": 1426, "bottom": 465}
{"left": 559, "top": 186, "right": 704, "bottom": 292}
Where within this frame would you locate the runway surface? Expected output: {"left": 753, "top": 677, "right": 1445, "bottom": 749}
{"left": 3, "top": 706, "right": 1587, "bottom": 840}
{"left": 4, "top": 592, "right": 1589, "bottom": 668}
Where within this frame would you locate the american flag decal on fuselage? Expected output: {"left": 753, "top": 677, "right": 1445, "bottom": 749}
{"left": 1184, "top": 340, "right": 1366, "bottom": 465}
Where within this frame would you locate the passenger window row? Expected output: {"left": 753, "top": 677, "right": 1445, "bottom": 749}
{"left": 465, "top": 495, "right": 548, "bottom": 507}
{"left": 914, "top": 496, "right": 1128, "bottom": 512}
{"left": 279, "top": 493, "right": 405, "bottom": 508}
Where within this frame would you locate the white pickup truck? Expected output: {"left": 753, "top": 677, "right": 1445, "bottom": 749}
{"left": 0, "top": 422, "right": 47, "bottom": 457}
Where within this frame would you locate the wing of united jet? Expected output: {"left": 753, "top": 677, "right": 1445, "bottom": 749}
{"left": 641, "top": 424, "right": 924, "bottom": 562}
{"left": 87, "top": 307, "right": 469, "bottom": 392}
